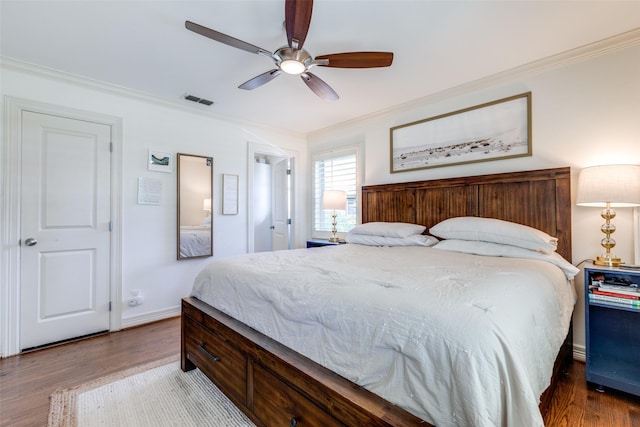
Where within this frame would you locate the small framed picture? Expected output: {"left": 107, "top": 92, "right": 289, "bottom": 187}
{"left": 148, "top": 150, "right": 173, "bottom": 172}
{"left": 222, "top": 174, "right": 239, "bottom": 215}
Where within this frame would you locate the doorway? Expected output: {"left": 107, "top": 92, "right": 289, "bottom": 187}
{"left": 247, "top": 142, "right": 296, "bottom": 253}
{"left": 253, "top": 155, "right": 291, "bottom": 252}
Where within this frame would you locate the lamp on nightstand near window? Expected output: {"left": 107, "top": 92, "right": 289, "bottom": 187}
{"left": 203, "top": 198, "right": 212, "bottom": 213}
{"left": 322, "top": 190, "right": 347, "bottom": 242}
{"left": 576, "top": 164, "right": 640, "bottom": 267}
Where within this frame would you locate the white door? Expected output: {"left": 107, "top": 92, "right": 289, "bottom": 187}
{"left": 271, "top": 158, "right": 290, "bottom": 251}
{"left": 20, "top": 111, "right": 112, "bottom": 350}
{"left": 253, "top": 161, "right": 272, "bottom": 252}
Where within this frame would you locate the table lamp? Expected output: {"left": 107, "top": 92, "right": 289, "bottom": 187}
{"left": 322, "top": 190, "right": 347, "bottom": 242}
{"left": 576, "top": 164, "right": 640, "bottom": 266}
{"left": 203, "top": 198, "right": 212, "bottom": 213}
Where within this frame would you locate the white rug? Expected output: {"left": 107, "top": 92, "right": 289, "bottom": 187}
{"left": 48, "top": 355, "right": 256, "bottom": 427}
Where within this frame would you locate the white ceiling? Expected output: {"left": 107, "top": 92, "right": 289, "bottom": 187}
{"left": 2, "top": 1, "right": 639, "bottom": 134}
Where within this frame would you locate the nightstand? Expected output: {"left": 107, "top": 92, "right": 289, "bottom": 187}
{"left": 584, "top": 263, "right": 640, "bottom": 396}
{"left": 306, "top": 239, "right": 346, "bottom": 248}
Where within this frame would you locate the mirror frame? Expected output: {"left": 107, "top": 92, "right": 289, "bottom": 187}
{"left": 177, "top": 153, "right": 213, "bottom": 260}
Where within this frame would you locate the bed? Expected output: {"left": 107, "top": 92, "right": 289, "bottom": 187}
{"left": 181, "top": 167, "right": 575, "bottom": 426}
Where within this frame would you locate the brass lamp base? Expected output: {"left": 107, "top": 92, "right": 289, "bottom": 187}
{"left": 592, "top": 202, "right": 622, "bottom": 267}
{"left": 594, "top": 255, "right": 622, "bottom": 267}
{"left": 328, "top": 209, "right": 339, "bottom": 243}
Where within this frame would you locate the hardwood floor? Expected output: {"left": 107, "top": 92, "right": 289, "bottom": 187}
{"left": 1, "top": 316, "right": 639, "bottom": 426}
{"left": 0, "top": 317, "right": 180, "bottom": 426}
{"left": 544, "top": 359, "right": 640, "bottom": 426}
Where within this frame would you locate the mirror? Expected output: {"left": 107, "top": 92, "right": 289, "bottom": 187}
{"left": 177, "top": 153, "right": 213, "bottom": 260}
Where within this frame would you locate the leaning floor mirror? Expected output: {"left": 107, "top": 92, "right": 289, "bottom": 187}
{"left": 177, "top": 153, "right": 213, "bottom": 260}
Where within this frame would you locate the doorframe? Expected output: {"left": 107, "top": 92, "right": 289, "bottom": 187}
{"left": 247, "top": 142, "right": 297, "bottom": 253}
{"left": 1, "top": 97, "right": 123, "bottom": 357}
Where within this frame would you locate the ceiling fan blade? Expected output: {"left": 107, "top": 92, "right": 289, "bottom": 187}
{"left": 185, "top": 21, "right": 271, "bottom": 56}
{"left": 300, "top": 72, "right": 339, "bottom": 101}
{"left": 285, "top": 0, "right": 313, "bottom": 49}
{"left": 238, "top": 69, "right": 282, "bottom": 90}
{"left": 315, "top": 52, "right": 394, "bottom": 68}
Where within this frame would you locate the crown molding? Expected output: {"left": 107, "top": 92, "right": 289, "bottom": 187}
{"left": 309, "top": 27, "right": 640, "bottom": 138}
{"left": 0, "top": 56, "right": 305, "bottom": 139}
{"left": 3, "top": 27, "right": 638, "bottom": 140}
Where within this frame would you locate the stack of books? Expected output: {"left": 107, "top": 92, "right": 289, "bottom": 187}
{"left": 590, "top": 279, "right": 640, "bottom": 309}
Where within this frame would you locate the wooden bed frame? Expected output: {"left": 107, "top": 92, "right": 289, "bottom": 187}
{"left": 181, "top": 167, "right": 573, "bottom": 426}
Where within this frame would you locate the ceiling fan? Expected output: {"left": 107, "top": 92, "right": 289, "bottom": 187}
{"left": 185, "top": 0, "right": 393, "bottom": 101}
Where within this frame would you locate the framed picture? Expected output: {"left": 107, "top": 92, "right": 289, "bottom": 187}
{"left": 148, "top": 150, "right": 173, "bottom": 172}
{"left": 222, "top": 174, "right": 239, "bottom": 215}
{"left": 390, "top": 92, "right": 531, "bottom": 173}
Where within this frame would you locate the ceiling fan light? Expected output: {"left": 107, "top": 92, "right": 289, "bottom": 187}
{"left": 280, "top": 59, "right": 305, "bottom": 75}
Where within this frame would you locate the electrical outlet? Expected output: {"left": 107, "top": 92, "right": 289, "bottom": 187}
{"left": 128, "top": 294, "right": 144, "bottom": 306}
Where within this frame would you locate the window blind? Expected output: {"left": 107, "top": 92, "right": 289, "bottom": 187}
{"left": 312, "top": 149, "right": 357, "bottom": 234}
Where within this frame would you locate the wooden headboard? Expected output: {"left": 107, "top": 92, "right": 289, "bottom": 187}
{"left": 362, "top": 167, "right": 572, "bottom": 262}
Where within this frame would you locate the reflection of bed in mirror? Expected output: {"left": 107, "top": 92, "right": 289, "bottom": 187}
{"left": 179, "top": 225, "right": 212, "bottom": 258}
{"left": 177, "top": 153, "right": 213, "bottom": 260}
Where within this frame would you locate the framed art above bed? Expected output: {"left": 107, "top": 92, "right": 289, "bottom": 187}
{"left": 390, "top": 92, "right": 532, "bottom": 173}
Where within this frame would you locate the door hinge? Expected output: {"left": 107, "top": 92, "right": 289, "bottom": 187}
{"left": 109, "top": 301, "right": 112, "bottom": 312}
{"left": 287, "top": 169, "right": 291, "bottom": 175}
{"left": 288, "top": 218, "right": 292, "bottom": 225}
{"left": 109, "top": 221, "right": 112, "bottom": 232}
{"left": 109, "top": 142, "right": 113, "bottom": 152}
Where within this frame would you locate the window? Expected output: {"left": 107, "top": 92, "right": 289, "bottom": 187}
{"left": 312, "top": 147, "right": 358, "bottom": 237}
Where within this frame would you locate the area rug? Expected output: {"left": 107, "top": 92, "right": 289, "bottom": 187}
{"left": 48, "top": 355, "right": 256, "bottom": 426}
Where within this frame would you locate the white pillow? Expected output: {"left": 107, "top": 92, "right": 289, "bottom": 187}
{"left": 429, "top": 217, "right": 558, "bottom": 254}
{"left": 433, "top": 239, "right": 579, "bottom": 279}
{"left": 349, "top": 222, "right": 426, "bottom": 238}
{"left": 346, "top": 233, "right": 439, "bottom": 247}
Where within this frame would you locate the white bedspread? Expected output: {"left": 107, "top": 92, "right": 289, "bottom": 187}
{"left": 191, "top": 244, "right": 576, "bottom": 426}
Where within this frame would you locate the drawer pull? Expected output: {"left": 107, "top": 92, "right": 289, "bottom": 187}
{"left": 198, "top": 343, "right": 221, "bottom": 362}
{"left": 290, "top": 417, "right": 298, "bottom": 427}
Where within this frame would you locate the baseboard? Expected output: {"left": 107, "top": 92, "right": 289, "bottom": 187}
{"left": 121, "top": 306, "right": 181, "bottom": 329}
{"left": 573, "top": 344, "right": 586, "bottom": 362}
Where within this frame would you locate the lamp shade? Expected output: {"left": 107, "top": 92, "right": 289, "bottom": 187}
{"left": 322, "top": 190, "right": 347, "bottom": 210}
{"left": 576, "top": 164, "right": 640, "bottom": 207}
{"left": 203, "top": 198, "right": 212, "bottom": 212}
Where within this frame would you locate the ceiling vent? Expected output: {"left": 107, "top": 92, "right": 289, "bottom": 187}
{"left": 184, "top": 94, "right": 214, "bottom": 106}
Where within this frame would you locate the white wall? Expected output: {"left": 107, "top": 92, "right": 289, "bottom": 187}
{"left": 308, "top": 41, "right": 640, "bottom": 358}
{"left": 0, "top": 61, "right": 307, "bottom": 351}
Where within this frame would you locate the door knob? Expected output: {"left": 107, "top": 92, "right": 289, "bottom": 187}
{"left": 24, "top": 237, "right": 38, "bottom": 246}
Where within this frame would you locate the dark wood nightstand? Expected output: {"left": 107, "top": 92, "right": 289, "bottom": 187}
{"left": 584, "top": 262, "right": 640, "bottom": 396}
{"left": 306, "top": 239, "right": 346, "bottom": 248}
